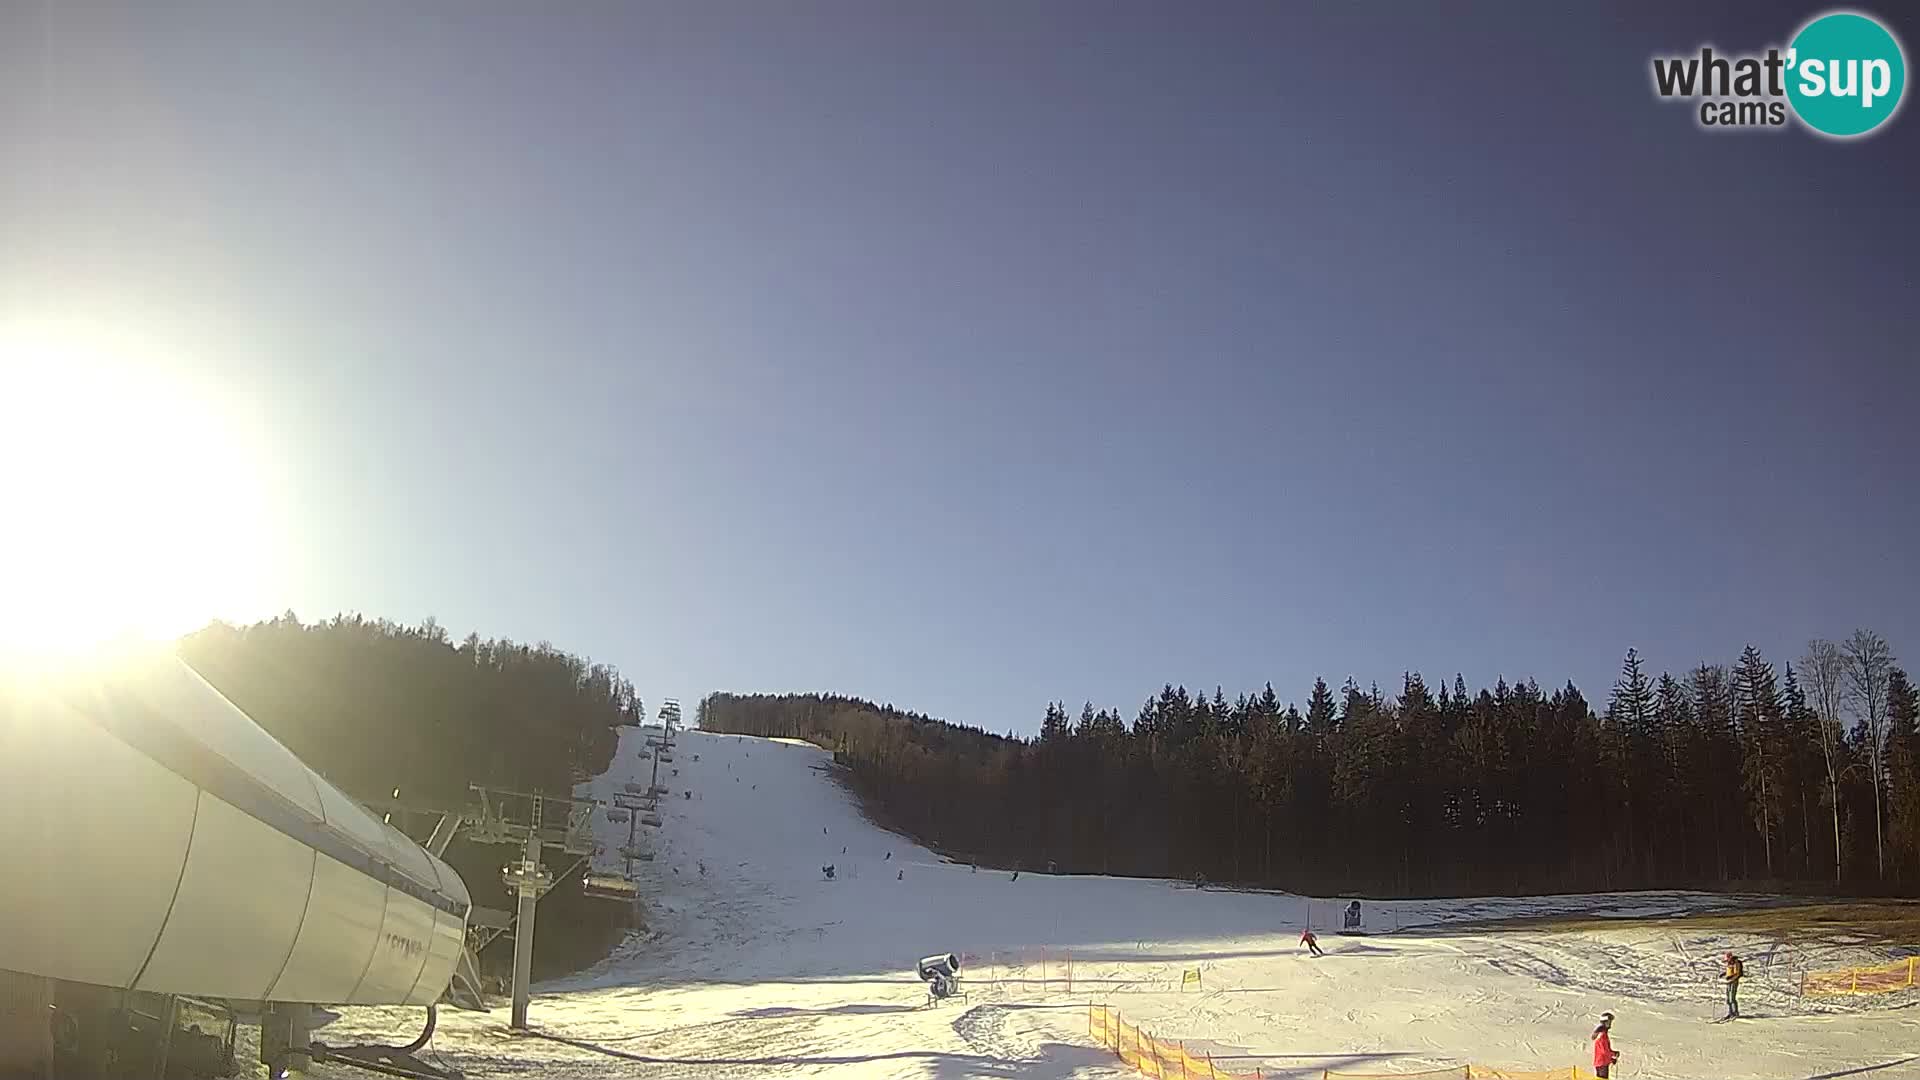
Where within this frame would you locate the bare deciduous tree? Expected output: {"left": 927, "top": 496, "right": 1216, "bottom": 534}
{"left": 1803, "top": 639, "right": 1848, "bottom": 882}
{"left": 1844, "top": 629, "right": 1895, "bottom": 880}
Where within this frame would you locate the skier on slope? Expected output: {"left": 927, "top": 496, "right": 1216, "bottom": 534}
{"left": 1591, "top": 1012, "right": 1620, "bottom": 1078}
{"left": 1722, "top": 952, "right": 1744, "bottom": 1019}
{"left": 1300, "top": 928, "right": 1324, "bottom": 958}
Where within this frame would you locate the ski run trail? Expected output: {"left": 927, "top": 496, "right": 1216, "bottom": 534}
{"left": 318, "top": 725, "right": 1920, "bottom": 1079}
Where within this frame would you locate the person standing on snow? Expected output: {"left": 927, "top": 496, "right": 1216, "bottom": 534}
{"left": 1300, "top": 928, "right": 1324, "bottom": 957}
{"left": 1722, "top": 952, "right": 1744, "bottom": 1019}
{"left": 1591, "top": 1012, "right": 1620, "bottom": 1078}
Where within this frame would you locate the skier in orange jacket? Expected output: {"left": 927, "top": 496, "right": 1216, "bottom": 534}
{"left": 1723, "top": 952, "right": 1745, "bottom": 1019}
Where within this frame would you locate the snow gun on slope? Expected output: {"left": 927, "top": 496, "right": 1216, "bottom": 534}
{"left": 917, "top": 953, "right": 963, "bottom": 1004}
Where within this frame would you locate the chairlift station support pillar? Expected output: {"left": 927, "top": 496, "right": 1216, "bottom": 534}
{"left": 461, "top": 785, "right": 600, "bottom": 1031}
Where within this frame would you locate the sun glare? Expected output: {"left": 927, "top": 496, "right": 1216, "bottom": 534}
{"left": 0, "top": 322, "right": 283, "bottom": 659}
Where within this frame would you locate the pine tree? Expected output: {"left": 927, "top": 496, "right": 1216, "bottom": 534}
{"left": 1780, "top": 663, "right": 1821, "bottom": 878}
{"left": 1133, "top": 699, "right": 1160, "bottom": 741}
{"left": 1886, "top": 668, "right": 1920, "bottom": 885}
{"left": 1040, "top": 701, "right": 1071, "bottom": 742}
{"left": 1733, "top": 645, "right": 1783, "bottom": 877}
{"left": 1609, "top": 649, "right": 1654, "bottom": 731}
{"left": 1258, "top": 682, "right": 1282, "bottom": 723}
{"left": 1609, "top": 648, "right": 1657, "bottom": 878}
{"left": 1654, "top": 672, "right": 1693, "bottom": 878}
{"left": 1306, "top": 677, "right": 1337, "bottom": 736}
{"left": 1169, "top": 685, "right": 1195, "bottom": 745}
{"left": 1692, "top": 664, "right": 1736, "bottom": 880}
{"left": 1340, "top": 678, "right": 1372, "bottom": 726}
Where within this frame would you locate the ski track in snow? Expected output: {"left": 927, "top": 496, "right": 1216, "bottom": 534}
{"left": 307, "top": 727, "right": 1920, "bottom": 1080}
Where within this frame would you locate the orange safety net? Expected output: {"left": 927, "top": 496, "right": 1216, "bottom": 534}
{"left": 1328, "top": 1060, "right": 1597, "bottom": 1068}
{"left": 1089, "top": 1005, "right": 1596, "bottom": 1080}
{"left": 1802, "top": 956, "right": 1918, "bottom": 997}
{"left": 1092, "top": 1005, "right": 1255, "bottom": 1079}
{"left": 1459, "top": 1060, "right": 1597, "bottom": 1068}
{"left": 1320, "top": 1060, "right": 1466, "bottom": 1068}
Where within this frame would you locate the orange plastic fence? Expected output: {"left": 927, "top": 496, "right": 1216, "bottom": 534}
{"left": 1325, "top": 1063, "right": 1593, "bottom": 1078}
{"left": 1089, "top": 1005, "right": 1595, "bottom": 1080}
{"left": 1801, "top": 955, "right": 1918, "bottom": 997}
{"left": 1320, "top": 1060, "right": 1466, "bottom": 1068}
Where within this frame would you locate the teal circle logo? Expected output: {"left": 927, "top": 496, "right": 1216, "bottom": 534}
{"left": 1786, "top": 11, "right": 1907, "bottom": 137}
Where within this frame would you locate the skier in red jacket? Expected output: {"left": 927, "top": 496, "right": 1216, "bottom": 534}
{"left": 1300, "top": 928, "right": 1324, "bottom": 957}
{"left": 1591, "top": 1012, "right": 1620, "bottom": 1078}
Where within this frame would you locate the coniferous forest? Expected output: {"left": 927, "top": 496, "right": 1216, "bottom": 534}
{"left": 701, "top": 631, "right": 1920, "bottom": 898}
{"left": 181, "top": 613, "right": 644, "bottom": 978}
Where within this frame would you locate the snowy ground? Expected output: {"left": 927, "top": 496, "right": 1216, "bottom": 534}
{"left": 313, "top": 726, "right": 1920, "bottom": 1080}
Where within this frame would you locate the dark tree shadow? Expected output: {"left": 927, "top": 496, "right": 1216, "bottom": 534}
{"left": 1062, "top": 947, "right": 1300, "bottom": 964}
{"left": 731, "top": 1002, "right": 920, "bottom": 1019}
{"left": 527, "top": 1028, "right": 1022, "bottom": 1069}
{"left": 925, "top": 1041, "right": 1114, "bottom": 1079}
{"left": 1801, "top": 1057, "right": 1920, "bottom": 1080}
{"left": 1213, "top": 1045, "right": 1428, "bottom": 1053}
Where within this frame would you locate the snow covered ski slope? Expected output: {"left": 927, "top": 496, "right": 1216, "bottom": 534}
{"left": 320, "top": 726, "right": 1920, "bottom": 1079}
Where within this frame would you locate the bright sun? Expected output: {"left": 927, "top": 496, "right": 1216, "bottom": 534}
{"left": 0, "top": 322, "right": 283, "bottom": 657}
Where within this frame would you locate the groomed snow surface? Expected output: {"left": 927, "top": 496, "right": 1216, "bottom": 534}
{"left": 319, "top": 727, "right": 1920, "bottom": 1079}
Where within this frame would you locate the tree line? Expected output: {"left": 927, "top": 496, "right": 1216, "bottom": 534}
{"left": 182, "top": 612, "right": 644, "bottom": 977}
{"left": 699, "top": 630, "right": 1920, "bottom": 897}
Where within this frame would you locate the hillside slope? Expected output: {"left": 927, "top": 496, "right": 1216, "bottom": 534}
{"left": 315, "top": 727, "right": 1920, "bottom": 1079}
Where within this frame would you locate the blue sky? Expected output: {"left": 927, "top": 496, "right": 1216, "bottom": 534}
{"left": 3, "top": 2, "right": 1915, "bottom": 732}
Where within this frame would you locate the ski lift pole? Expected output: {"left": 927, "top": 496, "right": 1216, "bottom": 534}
{"left": 509, "top": 826, "right": 542, "bottom": 1029}
{"left": 504, "top": 794, "right": 554, "bottom": 1031}
{"left": 625, "top": 806, "right": 639, "bottom": 877}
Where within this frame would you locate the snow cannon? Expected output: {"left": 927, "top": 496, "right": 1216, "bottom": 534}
{"left": 916, "top": 953, "right": 961, "bottom": 1001}
{"left": 917, "top": 953, "right": 959, "bottom": 980}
